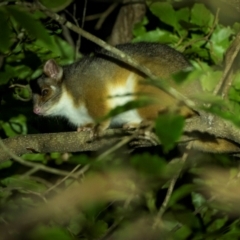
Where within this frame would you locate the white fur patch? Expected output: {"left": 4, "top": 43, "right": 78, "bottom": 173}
{"left": 108, "top": 73, "right": 143, "bottom": 127}
{"left": 108, "top": 73, "right": 135, "bottom": 106}
{"left": 47, "top": 90, "right": 94, "bottom": 127}
{"left": 110, "top": 109, "right": 142, "bottom": 127}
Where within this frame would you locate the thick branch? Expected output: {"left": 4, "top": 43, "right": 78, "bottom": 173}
{"left": 1, "top": 114, "right": 240, "bottom": 162}
{"left": 183, "top": 114, "right": 240, "bottom": 153}
{"left": 0, "top": 130, "right": 122, "bottom": 162}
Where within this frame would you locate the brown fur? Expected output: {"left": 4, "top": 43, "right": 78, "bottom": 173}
{"left": 32, "top": 42, "right": 201, "bottom": 133}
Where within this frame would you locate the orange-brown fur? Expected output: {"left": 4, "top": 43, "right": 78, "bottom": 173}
{"left": 32, "top": 42, "right": 201, "bottom": 134}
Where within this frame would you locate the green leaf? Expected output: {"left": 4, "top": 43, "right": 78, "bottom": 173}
{"left": 231, "top": 72, "right": 240, "bottom": 91}
{"left": 52, "top": 36, "right": 76, "bottom": 63}
{"left": 169, "top": 184, "right": 196, "bottom": 207}
{"left": 0, "top": 160, "right": 13, "bottom": 170}
{"left": 200, "top": 70, "right": 222, "bottom": 92}
{"left": 1, "top": 176, "right": 47, "bottom": 192}
{"left": 90, "top": 220, "right": 108, "bottom": 239}
{"left": 131, "top": 153, "right": 166, "bottom": 176}
{"left": 207, "top": 25, "right": 233, "bottom": 64}
{"left": 133, "top": 16, "right": 148, "bottom": 37}
{"left": 150, "top": 2, "right": 179, "bottom": 30}
{"left": 176, "top": 7, "right": 190, "bottom": 23}
{"left": 69, "top": 154, "right": 90, "bottom": 165}
{"left": 0, "top": 8, "right": 12, "bottom": 53}
{"left": 84, "top": 203, "right": 107, "bottom": 219}
{"left": 13, "top": 83, "right": 32, "bottom": 100}
{"left": 155, "top": 113, "right": 184, "bottom": 152}
{"left": 192, "top": 192, "right": 206, "bottom": 209}
{"left": 222, "top": 220, "right": 240, "bottom": 238}
{"left": 39, "top": 0, "right": 73, "bottom": 12}
{"left": 76, "top": 207, "right": 108, "bottom": 239}
{"left": 207, "top": 216, "right": 228, "bottom": 232}
{"left": 229, "top": 89, "right": 240, "bottom": 110}
{"left": 190, "top": 4, "right": 214, "bottom": 32}
{"left": 173, "top": 224, "right": 192, "bottom": 239}
{"left": 7, "top": 6, "right": 54, "bottom": 49}
{"left": 2, "top": 114, "right": 27, "bottom": 137}
{"left": 28, "top": 226, "right": 73, "bottom": 240}
{"left": 187, "top": 33, "right": 206, "bottom": 47}
{"left": 200, "top": 100, "right": 240, "bottom": 128}
{"left": 169, "top": 208, "right": 202, "bottom": 235}
{"left": 50, "top": 152, "right": 61, "bottom": 159}
{"left": 22, "top": 153, "right": 46, "bottom": 162}
{"left": 26, "top": 35, "right": 75, "bottom": 63}
{"left": 145, "top": 191, "right": 157, "bottom": 213}
{"left": 172, "top": 69, "right": 192, "bottom": 85}
{"left": 196, "top": 89, "right": 240, "bottom": 127}
{"left": 229, "top": 72, "right": 240, "bottom": 113}
{"left": 184, "top": 36, "right": 209, "bottom": 60}
{"left": 175, "top": 7, "right": 190, "bottom": 37}
{"left": 195, "top": 93, "right": 227, "bottom": 108}
{"left": 133, "top": 28, "right": 179, "bottom": 44}
{"left": 189, "top": 61, "right": 221, "bottom": 92}
{"left": 68, "top": 213, "right": 86, "bottom": 235}
{"left": 232, "top": 22, "right": 240, "bottom": 34}
{"left": 102, "top": 98, "right": 152, "bottom": 122}
{"left": 0, "top": 64, "right": 19, "bottom": 85}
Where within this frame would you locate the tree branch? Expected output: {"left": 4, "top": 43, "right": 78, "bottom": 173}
{"left": 1, "top": 114, "right": 240, "bottom": 163}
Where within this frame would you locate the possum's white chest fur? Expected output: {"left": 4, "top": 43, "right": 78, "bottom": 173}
{"left": 48, "top": 73, "right": 143, "bottom": 128}
{"left": 107, "top": 73, "right": 143, "bottom": 127}
{"left": 49, "top": 91, "right": 94, "bottom": 127}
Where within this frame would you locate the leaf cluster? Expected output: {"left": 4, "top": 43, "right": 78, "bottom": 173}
{"left": 1, "top": 1, "right": 240, "bottom": 240}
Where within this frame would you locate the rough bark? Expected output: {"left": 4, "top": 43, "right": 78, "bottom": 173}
{"left": 108, "top": 0, "right": 146, "bottom": 45}
{"left": 1, "top": 113, "right": 240, "bottom": 163}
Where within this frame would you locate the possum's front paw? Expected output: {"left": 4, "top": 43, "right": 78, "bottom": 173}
{"left": 77, "top": 123, "right": 95, "bottom": 133}
{"left": 77, "top": 121, "right": 110, "bottom": 140}
{"left": 91, "top": 120, "right": 110, "bottom": 139}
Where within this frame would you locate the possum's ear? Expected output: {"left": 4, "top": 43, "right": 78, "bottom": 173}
{"left": 43, "top": 59, "right": 63, "bottom": 82}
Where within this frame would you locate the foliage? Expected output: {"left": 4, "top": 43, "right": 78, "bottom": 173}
{"left": 0, "top": 0, "right": 240, "bottom": 239}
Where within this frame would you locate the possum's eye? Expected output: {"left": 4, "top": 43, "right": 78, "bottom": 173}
{"left": 41, "top": 89, "right": 49, "bottom": 97}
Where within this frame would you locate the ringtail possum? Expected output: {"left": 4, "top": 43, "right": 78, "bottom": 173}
{"left": 31, "top": 42, "right": 201, "bottom": 135}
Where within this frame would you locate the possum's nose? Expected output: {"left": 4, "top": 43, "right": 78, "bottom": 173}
{"left": 33, "top": 106, "right": 42, "bottom": 115}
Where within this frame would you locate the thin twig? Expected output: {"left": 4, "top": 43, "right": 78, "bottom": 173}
{"left": 85, "top": 13, "right": 102, "bottom": 21}
{"left": 96, "top": 122, "right": 154, "bottom": 161}
{"left": 98, "top": 190, "right": 134, "bottom": 240}
{"left": 95, "top": 2, "right": 118, "bottom": 30}
{"left": 28, "top": 176, "right": 53, "bottom": 188}
{"left": 179, "top": 8, "right": 220, "bottom": 52}
{"left": 22, "top": 166, "right": 39, "bottom": 177}
{"left": 44, "top": 164, "right": 81, "bottom": 195}
{"left": 154, "top": 178, "right": 177, "bottom": 229}
{"left": 213, "top": 31, "right": 240, "bottom": 97}
{"left": 97, "top": 136, "right": 132, "bottom": 161}
{"left": 78, "top": 0, "right": 87, "bottom": 56}
{"left": 22, "top": 189, "right": 48, "bottom": 203}
{"left": 0, "top": 137, "right": 79, "bottom": 178}
{"left": 60, "top": 13, "right": 75, "bottom": 49}
{"left": 171, "top": 160, "right": 240, "bottom": 233}
{"left": 75, "top": 164, "right": 90, "bottom": 178}
{"left": 153, "top": 142, "right": 193, "bottom": 229}
{"left": 72, "top": 136, "right": 133, "bottom": 180}
{"left": 68, "top": 131, "right": 135, "bottom": 179}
